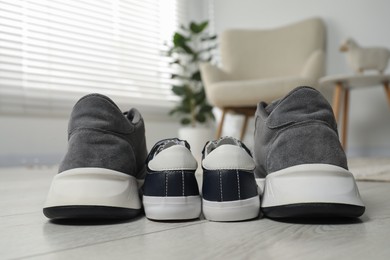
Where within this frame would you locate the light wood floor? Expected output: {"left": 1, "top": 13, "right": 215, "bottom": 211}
{"left": 1, "top": 167, "right": 390, "bottom": 260}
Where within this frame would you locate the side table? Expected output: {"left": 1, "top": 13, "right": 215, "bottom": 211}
{"left": 319, "top": 74, "right": 390, "bottom": 148}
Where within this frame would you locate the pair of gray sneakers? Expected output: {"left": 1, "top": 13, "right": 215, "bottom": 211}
{"left": 43, "top": 87, "right": 365, "bottom": 220}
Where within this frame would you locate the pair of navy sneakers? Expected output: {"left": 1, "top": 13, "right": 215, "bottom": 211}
{"left": 143, "top": 136, "right": 259, "bottom": 221}
{"left": 43, "top": 87, "right": 365, "bottom": 222}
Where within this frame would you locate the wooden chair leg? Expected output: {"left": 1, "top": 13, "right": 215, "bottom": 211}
{"left": 332, "top": 83, "right": 343, "bottom": 123}
{"left": 240, "top": 115, "right": 249, "bottom": 141}
{"left": 216, "top": 108, "right": 227, "bottom": 139}
{"left": 341, "top": 88, "right": 350, "bottom": 149}
{"left": 383, "top": 82, "right": 390, "bottom": 106}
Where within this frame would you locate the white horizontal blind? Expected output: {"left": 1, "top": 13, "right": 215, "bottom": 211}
{"left": 0, "top": 0, "right": 186, "bottom": 116}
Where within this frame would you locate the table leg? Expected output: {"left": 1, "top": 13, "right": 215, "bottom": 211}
{"left": 342, "top": 88, "right": 350, "bottom": 149}
{"left": 216, "top": 108, "right": 227, "bottom": 139}
{"left": 240, "top": 115, "right": 249, "bottom": 141}
{"left": 332, "top": 83, "right": 343, "bottom": 123}
{"left": 383, "top": 82, "right": 390, "bottom": 106}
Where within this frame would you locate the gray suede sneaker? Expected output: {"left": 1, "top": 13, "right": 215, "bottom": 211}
{"left": 43, "top": 94, "right": 147, "bottom": 220}
{"left": 254, "top": 86, "right": 365, "bottom": 218}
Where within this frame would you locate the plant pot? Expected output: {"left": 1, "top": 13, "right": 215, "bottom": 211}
{"left": 178, "top": 126, "right": 214, "bottom": 172}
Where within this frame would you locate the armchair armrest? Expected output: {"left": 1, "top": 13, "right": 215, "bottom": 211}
{"left": 200, "top": 62, "right": 229, "bottom": 88}
{"left": 300, "top": 50, "right": 326, "bottom": 80}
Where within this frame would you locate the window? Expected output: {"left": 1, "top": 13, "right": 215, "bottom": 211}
{"left": 0, "top": 0, "right": 187, "bottom": 116}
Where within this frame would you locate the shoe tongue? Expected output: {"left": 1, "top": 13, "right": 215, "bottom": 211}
{"left": 266, "top": 86, "right": 337, "bottom": 130}
{"left": 160, "top": 139, "right": 188, "bottom": 151}
{"left": 203, "top": 136, "right": 251, "bottom": 156}
{"left": 124, "top": 108, "right": 141, "bottom": 124}
{"left": 148, "top": 138, "right": 190, "bottom": 161}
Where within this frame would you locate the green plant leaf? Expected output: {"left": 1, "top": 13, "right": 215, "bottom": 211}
{"left": 181, "top": 105, "right": 191, "bottom": 113}
{"left": 172, "top": 85, "right": 186, "bottom": 96}
{"left": 190, "top": 21, "right": 208, "bottom": 34}
{"left": 169, "top": 59, "right": 181, "bottom": 65}
{"left": 201, "top": 35, "right": 217, "bottom": 41}
{"left": 191, "top": 71, "right": 201, "bottom": 81}
{"left": 181, "top": 98, "right": 192, "bottom": 112}
{"left": 181, "top": 43, "right": 194, "bottom": 54}
{"left": 195, "top": 113, "right": 206, "bottom": 123}
{"left": 171, "top": 74, "right": 189, "bottom": 80}
{"left": 173, "top": 32, "right": 188, "bottom": 47}
{"left": 194, "top": 90, "right": 205, "bottom": 105}
{"left": 191, "top": 53, "right": 198, "bottom": 62}
{"left": 181, "top": 118, "right": 192, "bottom": 125}
{"left": 184, "top": 85, "right": 194, "bottom": 97}
{"left": 207, "top": 110, "right": 215, "bottom": 120}
{"left": 199, "top": 45, "right": 218, "bottom": 53}
{"left": 200, "top": 104, "right": 213, "bottom": 113}
{"left": 170, "top": 101, "right": 192, "bottom": 115}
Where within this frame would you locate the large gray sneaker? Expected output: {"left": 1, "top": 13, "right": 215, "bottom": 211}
{"left": 254, "top": 86, "right": 365, "bottom": 218}
{"left": 43, "top": 94, "right": 147, "bottom": 220}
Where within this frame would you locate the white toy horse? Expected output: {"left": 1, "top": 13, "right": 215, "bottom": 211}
{"left": 340, "top": 38, "right": 390, "bottom": 74}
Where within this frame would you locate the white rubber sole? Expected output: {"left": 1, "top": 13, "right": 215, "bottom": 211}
{"left": 202, "top": 196, "right": 260, "bottom": 222}
{"left": 261, "top": 164, "right": 365, "bottom": 208}
{"left": 143, "top": 195, "right": 201, "bottom": 220}
{"left": 44, "top": 168, "right": 142, "bottom": 210}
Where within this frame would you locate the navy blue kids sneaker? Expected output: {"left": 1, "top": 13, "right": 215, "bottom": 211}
{"left": 202, "top": 137, "right": 260, "bottom": 221}
{"left": 143, "top": 138, "right": 201, "bottom": 220}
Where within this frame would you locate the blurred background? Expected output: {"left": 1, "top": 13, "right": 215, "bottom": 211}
{"left": 0, "top": 0, "right": 389, "bottom": 168}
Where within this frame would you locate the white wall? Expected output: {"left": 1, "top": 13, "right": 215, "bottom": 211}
{"left": 210, "top": 0, "right": 390, "bottom": 156}
{"left": 0, "top": 113, "right": 181, "bottom": 167}
{"left": 0, "top": 115, "right": 68, "bottom": 166}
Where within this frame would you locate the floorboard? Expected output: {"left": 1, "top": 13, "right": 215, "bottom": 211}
{"left": 1, "top": 167, "right": 389, "bottom": 260}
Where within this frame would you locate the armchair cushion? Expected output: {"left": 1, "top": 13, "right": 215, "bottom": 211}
{"left": 200, "top": 62, "right": 229, "bottom": 87}
{"left": 207, "top": 77, "right": 318, "bottom": 107}
{"left": 219, "top": 18, "right": 325, "bottom": 81}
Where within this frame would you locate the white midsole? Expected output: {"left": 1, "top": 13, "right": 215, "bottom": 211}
{"left": 143, "top": 196, "right": 201, "bottom": 220}
{"left": 202, "top": 196, "right": 260, "bottom": 221}
{"left": 44, "top": 168, "right": 141, "bottom": 209}
{"left": 261, "top": 164, "right": 365, "bottom": 208}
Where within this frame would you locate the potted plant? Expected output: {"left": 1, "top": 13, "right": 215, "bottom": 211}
{"left": 167, "top": 21, "right": 217, "bottom": 159}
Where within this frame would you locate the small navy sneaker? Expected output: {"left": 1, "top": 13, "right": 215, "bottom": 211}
{"left": 43, "top": 94, "right": 147, "bottom": 220}
{"left": 254, "top": 86, "right": 365, "bottom": 218}
{"left": 143, "top": 138, "right": 201, "bottom": 220}
{"left": 202, "top": 137, "right": 260, "bottom": 221}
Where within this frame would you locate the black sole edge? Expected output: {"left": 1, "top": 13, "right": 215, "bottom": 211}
{"left": 262, "top": 203, "right": 365, "bottom": 219}
{"left": 43, "top": 205, "right": 141, "bottom": 220}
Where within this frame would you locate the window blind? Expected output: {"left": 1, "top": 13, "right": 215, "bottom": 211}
{"left": 0, "top": 0, "right": 186, "bottom": 116}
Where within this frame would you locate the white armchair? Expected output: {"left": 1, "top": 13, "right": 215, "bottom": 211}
{"left": 200, "top": 17, "right": 326, "bottom": 139}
